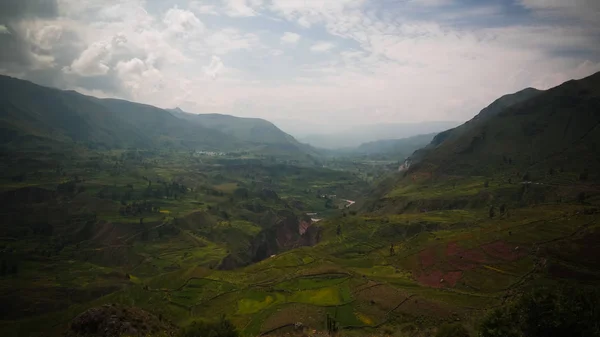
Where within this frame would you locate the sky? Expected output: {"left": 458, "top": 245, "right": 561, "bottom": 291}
{"left": 1, "top": 0, "right": 599, "bottom": 134}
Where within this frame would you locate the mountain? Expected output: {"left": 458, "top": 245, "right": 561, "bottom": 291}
{"left": 352, "top": 133, "right": 437, "bottom": 156}
{"left": 0, "top": 76, "right": 317, "bottom": 157}
{"left": 408, "top": 74, "right": 600, "bottom": 176}
{"left": 298, "top": 121, "right": 459, "bottom": 149}
{"left": 367, "top": 71, "right": 600, "bottom": 213}
{"left": 168, "top": 109, "right": 317, "bottom": 156}
{"left": 409, "top": 87, "right": 542, "bottom": 164}
{"left": 0, "top": 75, "right": 240, "bottom": 151}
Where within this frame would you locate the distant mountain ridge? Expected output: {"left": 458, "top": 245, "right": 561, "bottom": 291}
{"left": 168, "top": 109, "right": 308, "bottom": 150}
{"left": 299, "top": 121, "right": 459, "bottom": 149}
{"left": 353, "top": 133, "right": 437, "bottom": 155}
{"left": 0, "top": 75, "right": 311, "bottom": 156}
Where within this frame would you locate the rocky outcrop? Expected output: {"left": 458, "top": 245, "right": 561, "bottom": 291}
{"left": 219, "top": 210, "right": 320, "bottom": 270}
{"left": 66, "top": 304, "right": 177, "bottom": 337}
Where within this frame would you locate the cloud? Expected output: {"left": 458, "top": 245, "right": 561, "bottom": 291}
{"left": 1, "top": 0, "right": 600, "bottom": 129}
{"left": 0, "top": 0, "right": 59, "bottom": 21}
{"left": 62, "top": 35, "right": 128, "bottom": 77}
{"left": 0, "top": 25, "right": 10, "bottom": 35}
{"left": 223, "top": 0, "right": 261, "bottom": 17}
{"left": 203, "top": 55, "right": 224, "bottom": 79}
{"left": 518, "top": 0, "right": 600, "bottom": 23}
{"left": 269, "top": 0, "right": 365, "bottom": 28}
{"left": 190, "top": 2, "right": 220, "bottom": 16}
{"left": 114, "top": 57, "right": 164, "bottom": 99}
{"left": 63, "top": 42, "right": 111, "bottom": 76}
{"left": 201, "top": 28, "right": 260, "bottom": 55}
{"left": 310, "top": 42, "right": 335, "bottom": 53}
{"left": 163, "top": 7, "right": 205, "bottom": 37}
{"left": 280, "top": 32, "right": 300, "bottom": 45}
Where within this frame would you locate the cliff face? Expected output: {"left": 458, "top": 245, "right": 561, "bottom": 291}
{"left": 219, "top": 210, "right": 320, "bottom": 270}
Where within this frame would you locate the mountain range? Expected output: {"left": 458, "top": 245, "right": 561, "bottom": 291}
{"left": 297, "top": 121, "right": 459, "bottom": 149}
{"left": 0, "top": 75, "right": 310, "bottom": 157}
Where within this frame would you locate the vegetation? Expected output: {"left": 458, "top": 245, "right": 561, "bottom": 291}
{"left": 479, "top": 285, "right": 600, "bottom": 337}
{"left": 1, "top": 72, "right": 600, "bottom": 337}
{"left": 436, "top": 323, "right": 470, "bottom": 337}
{"left": 180, "top": 317, "right": 239, "bottom": 337}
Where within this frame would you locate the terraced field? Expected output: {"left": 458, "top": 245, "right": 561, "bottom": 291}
{"left": 6, "top": 195, "right": 597, "bottom": 337}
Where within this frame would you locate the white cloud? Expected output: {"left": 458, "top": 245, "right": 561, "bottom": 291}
{"left": 0, "top": 25, "right": 10, "bottom": 35}
{"left": 163, "top": 7, "right": 205, "bottom": 37}
{"left": 222, "top": 0, "right": 261, "bottom": 17}
{"left": 115, "top": 57, "right": 164, "bottom": 99}
{"left": 310, "top": 41, "right": 335, "bottom": 53}
{"left": 30, "top": 25, "right": 64, "bottom": 50}
{"left": 280, "top": 32, "right": 301, "bottom": 45}
{"left": 202, "top": 28, "right": 260, "bottom": 55}
{"left": 269, "top": 0, "right": 366, "bottom": 28}
{"left": 203, "top": 55, "right": 224, "bottom": 79}
{"left": 63, "top": 41, "right": 112, "bottom": 76}
{"left": 190, "top": 2, "right": 220, "bottom": 16}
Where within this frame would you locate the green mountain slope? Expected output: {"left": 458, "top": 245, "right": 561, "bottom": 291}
{"left": 170, "top": 109, "right": 295, "bottom": 145}
{"left": 409, "top": 73, "right": 600, "bottom": 177}
{"left": 170, "top": 109, "right": 320, "bottom": 158}
{"left": 410, "top": 87, "right": 542, "bottom": 164}
{"left": 0, "top": 76, "right": 316, "bottom": 156}
{"left": 0, "top": 75, "right": 238, "bottom": 151}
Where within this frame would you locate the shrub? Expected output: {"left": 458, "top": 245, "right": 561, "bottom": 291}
{"left": 479, "top": 285, "right": 600, "bottom": 337}
{"left": 180, "top": 317, "right": 238, "bottom": 337}
{"left": 436, "top": 323, "right": 470, "bottom": 337}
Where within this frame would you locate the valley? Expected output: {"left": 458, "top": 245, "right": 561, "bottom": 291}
{"left": 1, "top": 72, "right": 600, "bottom": 337}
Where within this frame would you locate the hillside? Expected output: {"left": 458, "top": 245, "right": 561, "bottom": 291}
{"left": 408, "top": 74, "right": 599, "bottom": 177}
{"left": 0, "top": 76, "right": 239, "bottom": 151}
{"left": 410, "top": 87, "right": 542, "bottom": 164}
{"left": 0, "top": 76, "right": 314, "bottom": 157}
{"left": 170, "top": 109, "right": 298, "bottom": 145}
{"left": 352, "top": 133, "right": 437, "bottom": 156}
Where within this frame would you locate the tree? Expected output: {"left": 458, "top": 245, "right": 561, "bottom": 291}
{"left": 489, "top": 205, "right": 495, "bottom": 218}
{"left": 479, "top": 285, "right": 600, "bottom": 337}
{"left": 180, "top": 317, "right": 238, "bottom": 337}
